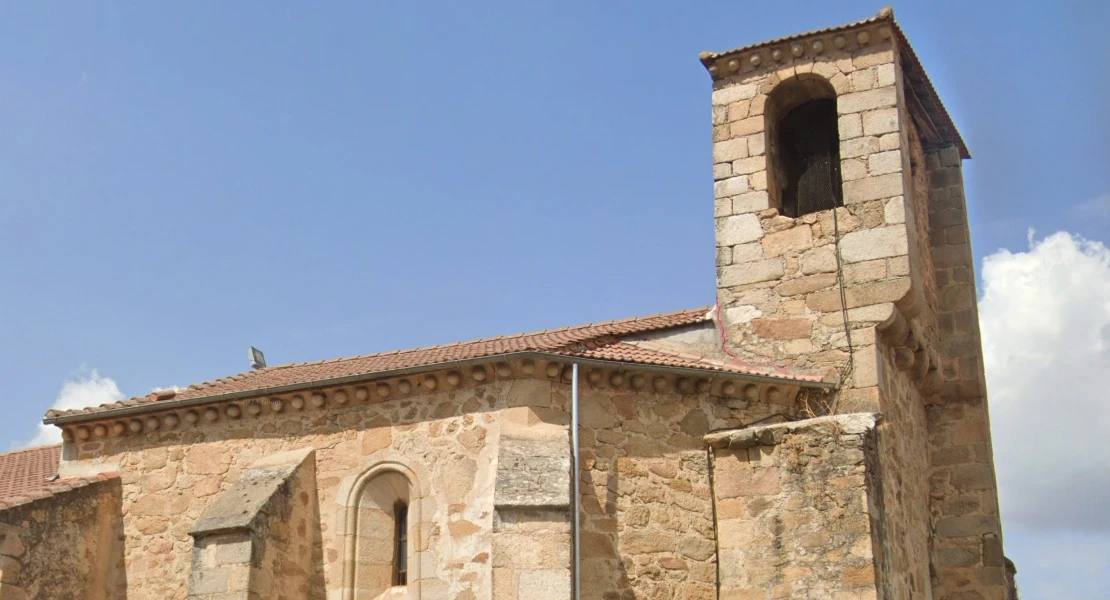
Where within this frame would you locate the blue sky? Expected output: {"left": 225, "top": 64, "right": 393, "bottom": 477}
{"left": 1, "top": 2, "right": 1107, "bottom": 597}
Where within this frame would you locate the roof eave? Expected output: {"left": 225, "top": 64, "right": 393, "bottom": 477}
{"left": 43, "top": 350, "right": 836, "bottom": 426}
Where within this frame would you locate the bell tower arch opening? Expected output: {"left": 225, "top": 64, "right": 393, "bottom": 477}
{"left": 765, "top": 74, "right": 843, "bottom": 218}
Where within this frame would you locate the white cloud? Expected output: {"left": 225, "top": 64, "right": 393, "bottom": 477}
{"left": 25, "top": 368, "right": 126, "bottom": 448}
{"left": 980, "top": 230, "right": 1110, "bottom": 598}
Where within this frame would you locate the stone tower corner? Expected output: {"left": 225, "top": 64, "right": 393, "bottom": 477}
{"left": 702, "top": 9, "right": 1010, "bottom": 600}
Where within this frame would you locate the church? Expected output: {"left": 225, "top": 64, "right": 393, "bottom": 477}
{"left": 0, "top": 8, "right": 1015, "bottom": 600}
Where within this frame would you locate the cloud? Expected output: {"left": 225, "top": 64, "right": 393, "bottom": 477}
{"left": 979, "top": 230, "right": 1110, "bottom": 596}
{"left": 25, "top": 368, "right": 125, "bottom": 448}
{"left": 1074, "top": 192, "right": 1110, "bottom": 219}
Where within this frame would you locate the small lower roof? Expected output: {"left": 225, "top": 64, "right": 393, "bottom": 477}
{"left": 0, "top": 444, "right": 118, "bottom": 509}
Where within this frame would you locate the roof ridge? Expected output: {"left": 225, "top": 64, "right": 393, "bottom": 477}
{"left": 256, "top": 306, "right": 713, "bottom": 372}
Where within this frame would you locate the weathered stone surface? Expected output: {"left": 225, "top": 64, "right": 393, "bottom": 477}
{"left": 495, "top": 432, "right": 570, "bottom": 508}
{"left": 714, "top": 175, "right": 750, "bottom": 198}
{"left": 761, "top": 226, "right": 812, "bottom": 257}
{"left": 719, "top": 259, "right": 785, "bottom": 287}
{"left": 732, "top": 241, "right": 763, "bottom": 264}
{"left": 190, "top": 447, "right": 314, "bottom": 537}
{"left": 0, "top": 479, "right": 124, "bottom": 600}
{"left": 841, "top": 136, "right": 881, "bottom": 159}
{"left": 837, "top": 87, "right": 897, "bottom": 114}
{"left": 775, "top": 273, "right": 838, "bottom": 297}
{"left": 839, "top": 226, "right": 909, "bottom": 263}
{"left": 716, "top": 214, "right": 763, "bottom": 246}
{"left": 800, "top": 246, "right": 837, "bottom": 274}
{"left": 751, "top": 317, "right": 812, "bottom": 339}
{"left": 712, "top": 83, "right": 758, "bottom": 105}
{"left": 732, "top": 191, "right": 770, "bottom": 214}
{"left": 868, "top": 150, "right": 902, "bottom": 175}
{"left": 843, "top": 173, "right": 904, "bottom": 204}
{"left": 709, "top": 415, "right": 882, "bottom": 599}
{"left": 883, "top": 196, "right": 906, "bottom": 224}
{"left": 862, "top": 107, "right": 899, "bottom": 136}
{"left": 805, "top": 278, "right": 911, "bottom": 311}
{"left": 838, "top": 113, "right": 863, "bottom": 139}
{"left": 731, "top": 156, "right": 765, "bottom": 176}
{"left": 713, "top": 138, "right": 747, "bottom": 163}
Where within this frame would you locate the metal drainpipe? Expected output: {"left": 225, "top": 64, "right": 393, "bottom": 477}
{"left": 571, "top": 362, "right": 581, "bottom": 600}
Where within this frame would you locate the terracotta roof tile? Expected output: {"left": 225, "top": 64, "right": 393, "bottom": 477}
{"left": 0, "top": 444, "right": 119, "bottom": 510}
{"left": 556, "top": 340, "right": 828, "bottom": 382}
{"left": 47, "top": 307, "right": 720, "bottom": 420}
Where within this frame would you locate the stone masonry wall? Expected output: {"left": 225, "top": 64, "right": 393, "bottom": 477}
{"left": 925, "top": 148, "right": 1009, "bottom": 600}
{"left": 491, "top": 508, "right": 571, "bottom": 600}
{"left": 492, "top": 417, "right": 572, "bottom": 600}
{"left": 712, "top": 34, "right": 923, "bottom": 389}
{"left": 575, "top": 376, "right": 805, "bottom": 600}
{"left": 705, "top": 414, "right": 883, "bottom": 600}
{"left": 68, "top": 377, "right": 513, "bottom": 600}
{"left": 63, "top": 365, "right": 806, "bottom": 600}
{"left": 706, "top": 21, "right": 1003, "bottom": 600}
{"left": 0, "top": 478, "right": 125, "bottom": 600}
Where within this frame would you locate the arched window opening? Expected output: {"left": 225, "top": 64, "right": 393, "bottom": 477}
{"left": 766, "top": 75, "right": 843, "bottom": 218}
{"left": 352, "top": 470, "right": 411, "bottom": 598}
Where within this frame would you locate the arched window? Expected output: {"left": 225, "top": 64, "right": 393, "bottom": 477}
{"left": 765, "top": 75, "right": 843, "bottom": 218}
{"left": 350, "top": 469, "right": 415, "bottom": 598}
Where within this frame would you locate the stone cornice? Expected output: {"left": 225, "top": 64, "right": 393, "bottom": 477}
{"left": 56, "top": 355, "right": 833, "bottom": 444}
{"left": 699, "top": 9, "right": 895, "bottom": 76}
{"left": 699, "top": 7, "right": 969, "bottom": 158}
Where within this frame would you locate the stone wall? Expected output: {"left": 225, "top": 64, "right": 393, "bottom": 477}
{"left": 0, "top": 478, "right": 125, "bottom": 600}
{"left": 705, "top": 414, "right": 883, "bottom": 600}
{"left": 575, "top": 378, "right": 804, "bottom": 599}
{"left": 491, "top": 509, "right": 570, "bottom": 600}
{"left": 492, "top": 414, "right": 572, "bottom": 600}
{"left": 707, "top": 19, "right": 1009, "bottom": 600}
{"left": 924, "top": 148, "right": 1009, "bottom": 600}
{"left": 711, "top": 33, "right": 924, "bottom": 388}
{"left": 62, "top": 365, "right": 805, "bottom": 600}
{"left": 68, "top": 377, "right": 507, "bottom": 600}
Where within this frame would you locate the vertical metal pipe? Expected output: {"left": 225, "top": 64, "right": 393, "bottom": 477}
{"left": 571, "top": 362, "right": 581, "bottom": 600}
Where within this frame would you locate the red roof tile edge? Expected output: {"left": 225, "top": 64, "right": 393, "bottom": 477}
{"left": 0, "top": 444, "right": 120, "bottom": 509}
{"left": 567, "top": 341, "right": 830, "bottom": 383}
{"left": 0, "top": 471, "right": 120, "bottom": 511}
{"left": 45, "top": 307, "right": 717, "bottom": 421}
{"left": 42, "top": 306, "right": 834, "bottom": 424}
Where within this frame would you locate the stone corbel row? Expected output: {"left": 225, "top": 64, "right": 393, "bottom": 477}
{"left": 63, "top": 361, "right": 527, "bottom": 442}
{"left": 558, "top": 364, "right": 793, "bottom": 405}
{"left": 701, "top": 22, "right": 894, "bottom": 80}
{"left": 62, "top": 357, "right": 804, "bottom": 443}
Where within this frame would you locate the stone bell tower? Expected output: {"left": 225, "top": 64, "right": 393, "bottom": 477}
{"left": 703, "top": 8, "right": 1014, "bottom": 600}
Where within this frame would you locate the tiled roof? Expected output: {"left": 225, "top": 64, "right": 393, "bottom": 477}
{"left": 0, "top": 444, "right": 118, "bottom": 510}
{"left": 47, "top": 307, "right": 729, "bottom": 420}
{"left": 557, "top": 339, "right": 828, "bottom": 382}
{"left": 698, "top": 7, "right": 969, "bottom": 158}
{"left": 44, "top": 306, "right": 834, "bottom": 423}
